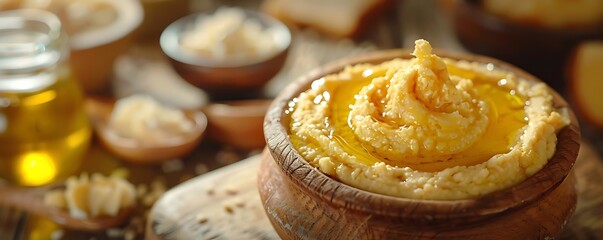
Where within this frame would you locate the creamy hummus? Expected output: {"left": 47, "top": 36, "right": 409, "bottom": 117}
{"left": 288, "top": 40, "right": 569, "bottom": 200}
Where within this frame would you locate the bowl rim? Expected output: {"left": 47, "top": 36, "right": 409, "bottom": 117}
{"left": 69, "top": 0, "right": 144, "bottom": 50}
{"left": 160, "top": 8, "right": 292, "bottom": 68}
{"left": 456, "top": 0, "right": 603, "bottom": 37}
{"left": 203, "top": 99, "right": 272, "bottom": 118}
{"left": 86, "top": 97, "right": 208, "bottom": 150}
{"left": 264, "top": 49, "right": 580, "bottom": 220}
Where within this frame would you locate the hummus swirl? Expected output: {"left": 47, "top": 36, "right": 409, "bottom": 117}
{"left": 289, "top": 39, "right": 569, "bottom": 200}
{"left": 351, "top": 40, "right": 489, "bottom": 163}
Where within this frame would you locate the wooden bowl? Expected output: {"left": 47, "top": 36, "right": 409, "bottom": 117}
{"left": 451, "top": 0, "right": 603, "bottom": 91}
{"left": 202, "top": 99, "right": 271, "bottom": 150}
{"left": 260, "top": 50, "right": 581, "bottom": 239}
{"left": 160, "top": 9, "right": 291, "bottom": 100}
{"left": 86, "top": 98, "right": 207, "bottom": 164}
{"left": 68, "top": 0, "right": 143, "bottom": 93}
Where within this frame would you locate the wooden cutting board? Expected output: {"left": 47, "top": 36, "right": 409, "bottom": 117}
{"left": 145, "top": 153, "right": 278, "bottom": 240}
{"left": 146, "top": 142, "right": 603, "bottom": 240}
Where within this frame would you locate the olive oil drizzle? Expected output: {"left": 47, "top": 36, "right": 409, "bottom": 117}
{"left": 290, "top": 63, "right": 528, "bottom": 172}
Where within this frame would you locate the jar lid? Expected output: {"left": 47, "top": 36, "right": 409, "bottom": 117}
{"left": 0, "top": 9, "right": 64, "bottom": 73}
{"left": 0, "top": 9, "right": 65, "bottom": 92}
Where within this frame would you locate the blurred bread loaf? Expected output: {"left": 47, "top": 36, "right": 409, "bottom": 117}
{"left": 482, "top": 0, "right": 603, "bottom": 28}
{"left": 261, "top": 0, "right": 391, "bottom": 38}
{"left": 568, "top": 41, "right": 603, "bottom": 129}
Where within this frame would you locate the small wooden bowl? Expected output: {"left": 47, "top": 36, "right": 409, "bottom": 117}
{"left": 86, "top": 98, "right": 207, "bottom": 164}
{"left": 260, "top": 50, "right": 581, "bottom": 239}
{"left": 160, "top": 9, "right": 291, "bottom": 100}
{"left": 451, "top": 0, "right": 603, "bottom": 91}
{"left": 69, "top": 0, "right": 143, "bottom": 93}
{"left": 202, "top": 99, "right": 271, "bottom": 150}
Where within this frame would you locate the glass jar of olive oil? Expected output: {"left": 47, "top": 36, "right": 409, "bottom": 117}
{"left": 0, "top": 10, "right": 91, "bottom": 186}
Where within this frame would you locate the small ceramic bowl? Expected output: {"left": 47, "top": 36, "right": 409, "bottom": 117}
{"left": 160, "top": 9, "right": 291, "bottom": 100}
{"left": 451, "top": 0, "right": 603, "bottom": 91}
{"left": 86, "top": 98, "right": 207, "bottom": 164}
{"left": 259, "top": 50, "right": 581, "bottom": 239}
{"left": 202, "top": 99, "right": 271, "bottom": 150}
{"left": 68, "top": 0, "right": 144, "bottom": 93}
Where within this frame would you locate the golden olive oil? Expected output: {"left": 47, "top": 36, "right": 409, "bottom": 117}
{"left": 0, "top": 71, "right": 91, "bottom": 186}
{"left": 290, "top": 64, "right": 527, "bottom": 172}
{"left": 0, "top": 10, "right": 91, "bottom": 186}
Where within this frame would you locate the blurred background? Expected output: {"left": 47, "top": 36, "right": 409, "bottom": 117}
{"left": 0, "top": 0, "right": 602, "bottom": 239}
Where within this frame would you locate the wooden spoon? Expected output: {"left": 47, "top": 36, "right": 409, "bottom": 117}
{"left": 0, "top": 183, "right": 133, "bottom": 231}
{"left": 86, "top": 97, "right": 207, "bottom": 164}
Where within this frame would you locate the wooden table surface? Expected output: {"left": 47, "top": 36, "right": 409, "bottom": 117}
{"left": 2, "top": 0, "right": 603, "bottom": 239}
{"left": 146, "top": 142, "right": 603, "bottom": 240}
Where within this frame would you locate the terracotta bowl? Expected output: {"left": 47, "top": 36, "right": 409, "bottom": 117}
{"left": 160, "top": 9, "right": 291, "bottom": 100}
{"left": 69, "top": 0, "right": 144, "bottom": 93}
{"left": 259, "top": 50, "right": 581, "bottom": 239}
{"left": 202, "top": 99, "right": 271, "bottom": 150}
{"left": 86, "top": 98, "right": 207, "bottom": 164}
{"left": 451, "top": 0, "right": 603, "bottom": 91}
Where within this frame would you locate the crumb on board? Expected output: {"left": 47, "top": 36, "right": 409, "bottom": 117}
{"left": 224, "top": 204, "right": 234, "bottom": 213}
{"left": 207, "top": 188, "right": 215, "bottom": 195}
{"left": 197, "top": 213, "right": 208, "bottom": 224}
{"left": 233, "top": 198, "right": 245, "bottom": 208}
{"left": 225, "top": 186, "right": 238, "bottom": 195}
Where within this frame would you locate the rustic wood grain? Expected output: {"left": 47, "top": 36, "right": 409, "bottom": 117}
{"left": 561, "top": 141, "right": 603, "bottom": 240}
{"left": 145, "top": 154, "right": 278, "bottom": 240}
{"left": 259, "top": 141, "right": 576, "bottom": 239}
{"left": 147, "top": 141, "right": 602, "bottom": 240}
{"left": 261, "top": 50, "right": 581, "bottom": 239}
